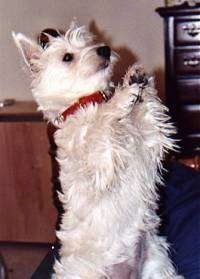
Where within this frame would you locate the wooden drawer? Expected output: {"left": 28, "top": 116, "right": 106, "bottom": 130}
{"left": 0, "top": 121, "right": 57, "bottom": 242}
{"left": 175, "top": 49, "right": 200, "bottom": 75}
{"left": 176, "top": 78, "right": 200, "bottom": 103}
{"left": 157, "top": 5, "right": 200, "bottom": 156}
{"left": 0, "top": 102, "right": 57, "bottom": 243}
{"left": 180, "top": 104, "right": 200, "bottom": 133}
{"left": 174, "top": 18, "right": 200, "bottom": 45}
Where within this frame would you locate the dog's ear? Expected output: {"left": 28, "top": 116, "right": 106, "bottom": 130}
{"left": 69, "top": 18, "right": 80, "bottom": 30}
{"left": 66, "top": 20, "right": 93, "bottom": 47}
{"left": 38, "top": 28, "right": 61, "bottom": 49}
{"left": 12, "top": 32, "right": 42, "bottom": 69}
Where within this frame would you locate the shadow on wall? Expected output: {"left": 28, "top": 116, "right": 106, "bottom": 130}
{"left": 90, "top": 21, "right": 165, "bottom": 101}
{"left": 90, "top": 21, "right": 137, "bottom": 84}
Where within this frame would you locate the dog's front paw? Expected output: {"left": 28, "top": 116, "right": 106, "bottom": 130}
{"left": 124, "top": 65, "right": 149, "bottom": 88}
{"left": 123, "top": 65, "right": 152, "bottom": 104}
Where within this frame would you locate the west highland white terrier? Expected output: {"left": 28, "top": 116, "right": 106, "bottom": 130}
{"left": 13, "top": 22, "right": 183, "bottom": 279}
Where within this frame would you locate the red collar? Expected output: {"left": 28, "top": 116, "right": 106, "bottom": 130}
{"left": 54, "top": 91, "right": 108, "bottom": 126}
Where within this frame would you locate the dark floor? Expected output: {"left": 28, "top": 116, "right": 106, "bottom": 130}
{"left": 0, "top": 242, "right": 51, "bottom": 279}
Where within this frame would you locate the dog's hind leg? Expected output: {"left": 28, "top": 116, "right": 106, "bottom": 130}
{"left": 140, "top": 234, "right": 184, "bottom": 279}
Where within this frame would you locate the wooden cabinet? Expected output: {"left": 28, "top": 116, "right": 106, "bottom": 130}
{"left": 0, "top": 102, "right": 57, "bottom": 243}
{"left": 156, "top": 3, "right": 200, "bottom": 156}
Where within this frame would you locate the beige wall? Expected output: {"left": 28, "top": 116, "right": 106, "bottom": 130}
{"left": 0, "top": 0, "right": 164, "bottom": 101}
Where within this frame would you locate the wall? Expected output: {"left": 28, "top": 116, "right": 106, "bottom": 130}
{"left": 0, "top": 0, "right": 165, "bottom": 101}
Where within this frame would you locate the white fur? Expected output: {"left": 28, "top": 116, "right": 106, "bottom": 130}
{"left": 13, "top": 22, "right": 184, "bottom": 279}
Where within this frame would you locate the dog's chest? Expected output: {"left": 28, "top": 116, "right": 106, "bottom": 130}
{"left": 54, "top": 106, "right": 131, "bottom": 163}
{"left": 55, "top": 113, "right": 111, "bottom": 160}
{"left": 53, "top": 106, "right": 136, "bottom": 195}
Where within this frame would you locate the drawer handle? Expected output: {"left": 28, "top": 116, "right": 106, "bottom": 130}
{"left": 183, "top": 57, "right": 200, "bottom": 67}
{"left": 195, "top": 146, "right": 200, "bottom": 152}
{"left": 0, "top": 99, "right": 15, "bottom": 108}
{"left": 182, "top": 24, "right": 200, "bottom": 37}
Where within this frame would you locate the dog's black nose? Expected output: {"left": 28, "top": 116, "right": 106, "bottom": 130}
{"left": 97, "top": 46, "right": 111, "bottom": 60}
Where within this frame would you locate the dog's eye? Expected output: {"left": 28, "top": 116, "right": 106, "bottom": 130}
{"left": 63, "top": 53, "right": 73, "bottom": 62}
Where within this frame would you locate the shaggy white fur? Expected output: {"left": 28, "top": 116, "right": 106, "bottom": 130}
{"left": 13, "top": 22, "right": 184, "bottom": 279}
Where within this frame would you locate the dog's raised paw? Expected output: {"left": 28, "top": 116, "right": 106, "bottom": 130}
{"left": 122, "top": 65, "right": 150, "bottom": 104}
{"left": 124, "top": 65, "right": 149, "bottom": 89}
{"left": 129, "top": 72, "right": 148, "bottom": 87}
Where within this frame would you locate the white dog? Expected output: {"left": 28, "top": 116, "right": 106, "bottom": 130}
{"left": 13, "top": 22, "right": 183, "bottom": 279}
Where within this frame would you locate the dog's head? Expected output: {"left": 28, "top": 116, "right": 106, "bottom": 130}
{"left": 13, "top": 21, "right": 118, "bottom": 119}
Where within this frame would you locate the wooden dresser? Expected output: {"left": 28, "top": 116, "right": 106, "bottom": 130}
{"left": 0, "top": 101, "right": 57, "bottom": 243}
{"left": 156, "top": 3, "right": 200, "bottom": 165}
